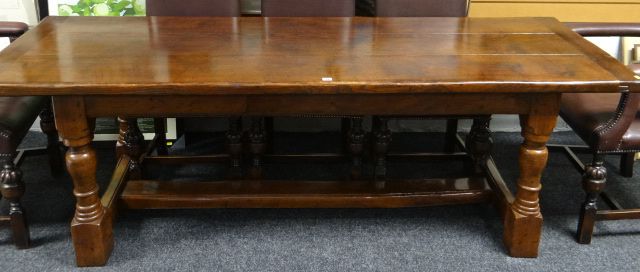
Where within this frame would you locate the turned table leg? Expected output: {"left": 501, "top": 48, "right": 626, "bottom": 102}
{"left": 465, "top": 116, "right": 492, "bottom": 175}
{"left": 504, "top": 102, "right": 557, "bottom": 258}
{"left": 116, "top": 117, "right": 145, "bottom": 178}
{"left": 249, "top": 117, "right": 265, "bottom": 179}
{"left": 53, "top": 97, "right": 113, "bottom": 267}
{"left": 226, "top": 117, "right": 243, "bottom": 179}
{"left": 123, "top": 118, "right": 145, "bottom": 179}
{"left": 116, "top": 117, "right": 128, "bottom": 159}
{"left": 373, "top": 117, "right": 391, "bottom": 182}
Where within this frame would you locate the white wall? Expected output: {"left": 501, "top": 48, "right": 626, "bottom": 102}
{"left": 0, "top": 0, "right": 37, "bottom": 25}
{"left": 0, "top": 0, "right": 36, "bottom": 48}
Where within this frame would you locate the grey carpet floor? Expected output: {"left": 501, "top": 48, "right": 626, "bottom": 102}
{"left": 1, "top": 131, "right": 640, "bottom": 271}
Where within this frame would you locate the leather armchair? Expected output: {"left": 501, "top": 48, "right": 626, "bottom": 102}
{"left": 558, "top": 22, "right": 640, "bottom": 244}
{"left": 0, "top": 21, "right": 63, "bottom": 249}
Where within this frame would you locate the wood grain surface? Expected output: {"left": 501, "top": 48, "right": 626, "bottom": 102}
{"left": 0, "top": 16, "right": 636, "bottom": 95}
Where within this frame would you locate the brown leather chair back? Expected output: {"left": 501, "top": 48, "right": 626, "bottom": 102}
{"left": 261, "top": 0, "right": 355, "bottom": 16}
{"left": 146, "top": 0, "right": 240, "bottom": 16}
{"left": 376, "top": 0, "right": 469, "bottom": 17}
{"left": 0, "top": 21, "right": 28, "bottom": 42}
{"left": 631, "top": 63, "right": 640, "bottom": 75}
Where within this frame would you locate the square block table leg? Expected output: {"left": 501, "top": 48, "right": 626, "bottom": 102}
{"left": 54, "top": 96, "right": 113, "bottom": 267}
{"left": 504, "top": 96, "right": 558, "bottom": 257}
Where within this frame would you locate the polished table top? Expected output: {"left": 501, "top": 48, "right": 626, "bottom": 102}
{"left": 0, "top": 16, "right": 637, "bottom": 96}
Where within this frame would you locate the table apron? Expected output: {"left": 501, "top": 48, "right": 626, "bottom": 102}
{"left": 80, "top": 93, "right": 551, "bottom": 118}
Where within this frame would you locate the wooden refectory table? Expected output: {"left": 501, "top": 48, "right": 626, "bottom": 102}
{"left": 0, "top": 16, "right": 637, "bottom": 266}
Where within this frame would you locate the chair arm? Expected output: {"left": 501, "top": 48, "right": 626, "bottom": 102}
{"left": 592, "top": 92, "right": 640, "bottom": 151}
{"left": 594, "top": 64, "right": 640, "bottom": 151}
{"left": 559, "top": 24, "right": 640, "bottom": 150}
{"left": 630, "top": 63, "right": 640, "bottom": 75}
{"left": 0, "top": 21, "right": 28, "bottom": 42}
{"left": 564, "top": 22, "right": 640, "bottom": 37}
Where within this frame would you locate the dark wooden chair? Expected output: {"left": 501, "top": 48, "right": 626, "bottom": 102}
{"left": 0, "top": 21, "right": 63, "bottom": 249}
{"left": 553, "top": 22, "right": 640, "bottom": 244}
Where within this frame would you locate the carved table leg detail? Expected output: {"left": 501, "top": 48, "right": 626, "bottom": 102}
{"left": 0, "top": 160, "right": 29, "bottom": 249}
{"left": 504, "top": 112, "right": 557, "bottom": 258}
{"left": 124, "top": 118, "right": 145, "bottom": 179}
{"left": 67, "top": 144, "right": 113, "bottom": 266}
{"left": 226, "top": 117, "right": 243, "bottom": 179}
{"left": 116, "top": 117, "right": 128, "bottom": 159}
{"left": 348, "top": 118, "right": 365, "bottom": 179}
{"left": 465, "top": 116, "right": 493, "bottom": 175}
{"left": 373, "top": 117, "right": 391, "bottom": 182}
{"left": 67, "top": 146, "right": 103, "bottom": 223}
{"left": 577, "top": 155, "right": 606, "bottom": 244}
{"left": 249, "top": 117, "right": 265, "bottom": 179}
{"left": 54, "top": 96, "right": 113, "bottom": 266}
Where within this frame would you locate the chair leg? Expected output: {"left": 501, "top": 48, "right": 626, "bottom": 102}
{"left": 116, "top": 117, "right": 128, "bottom": 159}
{"left": 465, "top": 117, "right": 492, "bottom": 175}
{"left": 0, "top": 159, "right": 29, "bottom": 249}
{"left": 40, "top": 102, "right": 64, "bottom": 177}
{"left": 124, "top": 118, "right": 145, "bottom": 179}
{"left": 444, "top": 119, "right": 459, "bottom": 153}
{"left": 620, "top": 152, "right": 635, "bottom": 178}
{"left": 577, "top": 154, "right": 607, "bottom": 244}
{"left": 341, "top": 117, "right": 351, "bottom": 153}
{"left": 153, "top": 118, "right": 168, "bottom": 155}
{"left": 249, "top": 117, "right": 265, "bottom": 179}
{"left": 373, "top": 117, "right": 391, "bottom": 182}
{"left": 226, "top": 117, "right": 243, "bottom": 179}
{"left": 348, "top": 118, "right": 364, "bottom": 179}
{"left": 264, "top": 117, "right": 274, "bottom": 154}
